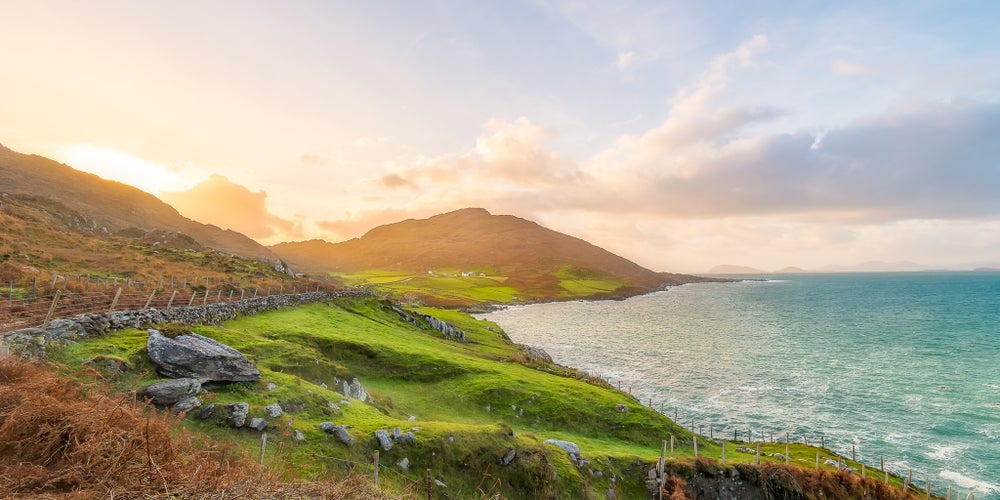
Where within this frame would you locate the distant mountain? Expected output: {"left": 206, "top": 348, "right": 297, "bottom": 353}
{"left": 272, "top": 208, "right": 710, "bottom": 300}
{"left": 707, "top": 264, "right": 767, "bottom": 274}
{"left": 0, "top": 144, "right": 273, "bottom": 261}
{"left": 774, "top": 266, "right": 807, "bottom": 273}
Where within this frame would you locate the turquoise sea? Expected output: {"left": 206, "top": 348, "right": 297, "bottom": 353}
{"left": 479, "top": 272, "right": 1000, "bottom": 498}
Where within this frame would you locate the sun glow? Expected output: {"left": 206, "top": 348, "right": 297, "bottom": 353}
{"left": 52, "top": 144, "right": 196, "bottom": 195}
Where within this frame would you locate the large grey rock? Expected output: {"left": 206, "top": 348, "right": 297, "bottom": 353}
{"left": 174, "top": 396, "right": 201, "bottom": 414}
{"left": 400, "top": 432, "right": 416, "bottom": 445}
{"left": 397, "top": 457, "right": 410, "bottom": 471}
{"left": 422, "top": 314, "right": 466, "bottom": 341}
{"left": 249, "top": 417, "right": 268, "bottom": 431}
{"left": 263, "top": 403, "right": 283, "bottom": 418}
{"left": 141, "top": 378, "right": 201, "bottom": 406}
{"left": 341, "top": 377, "right": 368, "bottom": 402}
{"left": 499, "top": 448, "right": 516, "bottom": 466}
{"left": 374, "top": 429, "right": 393, "bottom": 450}
{"left": 146, "top": 329, "right": 260, "bottom": 382}
{"left": 333, "top": 426, "right": 354, "bottom": 446}
{"left": 544, "top": 439, "right": 581, "bottom": 459}
{"left": 226, "top": 402, "right": 250, "bottom": 427}
{"left": 194, "top": 403, "right": 217, "bottom": 419}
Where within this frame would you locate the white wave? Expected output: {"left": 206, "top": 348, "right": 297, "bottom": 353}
{"left": 939, "top": 470, "right": 998, "bottom": 493}
{"left": 984, "top": 384, "right": 1000, "bottom": 390}
{"left": 927, "top": 443, "right": 967, "bottom": 460}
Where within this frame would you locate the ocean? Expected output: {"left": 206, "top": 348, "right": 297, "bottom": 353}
{"left": 478, "top": 272, "right": 1000, "bottom": 498}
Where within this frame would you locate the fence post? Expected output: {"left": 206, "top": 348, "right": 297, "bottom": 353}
{"left": 109, "top": 287, "right": 123, "bottom": 313}
{"left": 280, "top": 284, "right": 284, "bottom": 294}
{"left": 722, "top": 440, "right": 726, "bottom": 465}
{"left": 259, "top": 432, "right": 267, "bottom": 464}
{"left": 144, "top": 289, "right": 157, "bottom": 310}
{"left": 188, "top": 292, "right": 196, "bottom": 307}
{"left": 756, "top": 442, "right": 761, "bottom": 465}
{"left": 202, "top": 290, "right": 209, "bottom": 305}
{"left": 693, "top": 436, "right": 698, "bottom": 457}
{"left": 659, "top": 439, "right": 666, "bottom": 476}
{"left": 229, "top": 290, "right": 234, "bottom": 301}
{"left": 426, "top": 468, "right": 432, "bottom": 500}
{"left": 167, "top": 290, "right": 178, "bottom": 308}
{"left": 785, "top": 432, "right": 790, "bottom": 465}
{"left": 670, "top": 435, "right": 674, "bottom": 456}
{"left": 241, "top": 289, "right": 245, "bottom": 300}
{"left": 42, "top": 290, "right": 62, "bottom": 328}
{"left": 374, "top": 451, "right": 380, "bottom": 485}
{"left": 852, "top": 444, "right": 855, "bottom": 462}
{"left": 8, "top": 280, "right": 12, "bottom": 306}
{"left": 216, "top": 289, "right": 222, "bottom": 303}
{"left": 254, "top": 288, "right": 259, "bottom": 298}
{"left": 821, "top": 435, "right": 825, "bottom": 449}
{"left": 815, "top": 452, "right": 819, "bottom": 470}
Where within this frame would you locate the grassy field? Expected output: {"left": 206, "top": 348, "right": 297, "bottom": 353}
{"left": 50, "top": 297, "right": 913, "bottom": 498}
{"left": 331, "top": 266, "right": 628, "bottom": 306}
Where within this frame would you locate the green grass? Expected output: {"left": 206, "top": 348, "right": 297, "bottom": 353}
{"left": 53, "top": 298, "right": 910, "bottom": 498}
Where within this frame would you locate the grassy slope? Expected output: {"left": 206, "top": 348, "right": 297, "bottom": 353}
{"left": 52, "top": 298, "right": 911, "bottom": 499}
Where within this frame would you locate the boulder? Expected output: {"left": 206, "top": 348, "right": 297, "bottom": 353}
{"left": 293, "top": 430, "right": 306, "bottom": 441}
{"left": 173, "top": 396, "right": 201, "bottom": 414}
{"left": 391, "top": 427, "right": 403, "bottom": 440}
{"left": 374, "top": 429, "right": 393, "bottom": 450}
{"left": 141, "top": 378, "right": 201, "bottom": 406}
{"left": 341, "top": 377, "right": 368, "bottom": 401}
{"left": 226, "top": 402, "right": 250, "bottom": 427}
{"left": 399, "top": 432, "right": 416, "bottom": 445}
{"left": 146, "top": 329, "right": 260, "bottom": 382}
{"left": 333, "top": 426, "right": 354, "bottom": 446}
{"left": 194, "top": 403, "right": 217, "bottom": 420}
{"left": 614, "top": 404, "right": 628, "bottom": 412}
{"left": 397, "top": 457, "right": 410, "bottom": 471}
{"left": 544, "top": 439, "right": 581, "bottom": 460}
{"left": 248, "top": 417, "right": 268, "bottom": 431}
{"left": 263, "top": 403, "right": 283, "bottom": 418}
{"left": 319, "top": 422, "right": 337, "bottom": 433}
{"left": 499, "top": 448, "right": 516, "bottom": 466}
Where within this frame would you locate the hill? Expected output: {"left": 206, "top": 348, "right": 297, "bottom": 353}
{"left": 0, "top": 144, "right": 273, "bottom": 261}
{"left": 272, "top": 208, "right": 711, "bottom": 305}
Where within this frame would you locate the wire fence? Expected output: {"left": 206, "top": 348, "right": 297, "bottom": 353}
{"left": 0, "top": 274, "right": 347, "bottom": 335}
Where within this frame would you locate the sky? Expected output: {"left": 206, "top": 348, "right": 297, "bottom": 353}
{"left": 2, "top": 0, "right": 999, "bottom": 273}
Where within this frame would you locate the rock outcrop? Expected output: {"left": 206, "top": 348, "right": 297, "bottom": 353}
{"left": 146, "top": 329, "right": 260, "bottom": 382}
{"left": 141, "top": 378, "right": 201, "bottom": 406}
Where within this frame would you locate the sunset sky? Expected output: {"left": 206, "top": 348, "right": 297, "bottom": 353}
{"left": 2, "top": 1, "right": 999, "bottom": 273}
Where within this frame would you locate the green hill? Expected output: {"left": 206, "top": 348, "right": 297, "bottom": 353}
{"left": 272, "top": 208, "right": 712, "bottom": 305}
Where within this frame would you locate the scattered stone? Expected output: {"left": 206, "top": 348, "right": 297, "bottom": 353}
{"left": 280, "top": 401, "right": 306, "bottom": 413}
{"left": 265, "top": 382, "right": 278, "bottom": 391}
{"left": 604, "top": 488, "right": 616, "bottom": 500}
{"left": 499, "top": 449, "right": 516, "bottom": 466}
{"left": 319, "top": 422, "right": 337, "bottom": 433}
{"left": 333, "top": 426, "right": 354, "bottom": 446}
{"left": 485, "top": 405, "right": 491, "bottom": 413}
{"left": 249, "top": 417, "right": 268, "bottom": 431}
{"left": 141, "top": 378, "right": 201, "bottom": 406}
{"left": 615, "top": 404, "right": 628, "bottom": 412}
{"left": 522, "top": 345, "right": 553, "bottom": 364}
{"left": 146, "top": 329, "right": 260, "bottom": 382}
{"left": 293, "top": 430, "right": 306, "bottom": 441}
{"left": 174, "top": 396, "right": 201, "bottom": 414}
{"left": 374, "top": 429, "right": 393, "bottom": 450}
{"left": 194, "top": 403, "right": 216, "bottom": 420}
{"left": 544, "top": 439, "right": 581, "bottom": 463}
{"left": 392, "top": 427, "right": 403, "bottom": 440}
{"left": 434, "top": 479, "right": 447, "bottom": 489}
{"left": 341, "top": 377, "right": 368, "bottom": 401}
{"left": 397, "top": 457, "right": 410, "bottom": 471}
{"left": 263, "top": 403, "right": 283, "bottom": 418}
{"left": 400, "top": 432, "right": 416, "bottom": 445}
{"left": 226, "top": 402, "right": 250, "bottom": 427}
{"left": 320, "top": 382, "right": 328, "bottom": 389}
{"left": 448, "top": 436, "right": 455, "bottom": 443}
{"left": 328, "top": 402, "right": 341, "bottom": 411}
{"left": 408, "top": 415, "right": 416, "bottom": 422}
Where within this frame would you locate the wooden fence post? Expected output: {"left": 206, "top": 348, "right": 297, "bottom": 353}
{"left": 144, "top": 290, "right": 157, "bottom": 310}
{"left": 253, "top": 288, "right": 259, "bottom": 298}
{"left": 815, "top": 452, "right": 819, "bottom": 470}
{"left": 374, "top": 451, "right": 379, "bottom": 485}
{"left": 216, "top": 289, "right": 222, "bottom": 303}
{"left": 426, "top": 468, "right": 432, "bottom": 500}
{"left": 670, "top": 435, "right": 674, "bottom": 456}
{"left": 862, "top": 463, "right": 866, "bottom": 478}
{"left": 756, "top": 442, "right": 761, "bottom": 465}
{"left": 229, "top": 290, "right": 234, "bottom": 301}
{"left": 8, "top": 280, "right": 12, "bottom": 306}
{"left": 259, "top": 432, "right": 267, "bottom": 464}
{"left": 188, "top": 292, "right": 196, "bottom": 307}
{"left": 167, "top": 290, "right": 177, "bottom": 308}
{"left": 202, "top": 290, "right": 209, "bottom": 305}
{"left": 722, "top": 440, "right": 726, "bottom": 465}
{"left": 852, "top": 444, "right": 855, "bottom": 462}
{"left": 785, "top": 432, "right": 790, "bottom": 465}
{"left": 693, "top": 436, "right": 698, "bottom": 457}
{"left": 109, "top": 287, "right": 123, "bottom": 313}
{"left": 241, "top": 289, "right": 246, "bottom": 300}
{"left": 42, "top": 291, "right": 62, "bottom": 328}
{"left": 821, "top": 435, "right": 825, "bottom": 449}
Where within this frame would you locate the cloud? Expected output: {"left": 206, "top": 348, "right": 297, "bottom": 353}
{"left": 616, "top": 51, "right": 635, "bottom": 72}
{"left": 830, "top": 58, "right": 872, "bottom": 76}
{"left": 378, "top": 172, "right": 418, "bottom": 190}
{"left": 161, "top": 174, "right": 303, "bottom": 241}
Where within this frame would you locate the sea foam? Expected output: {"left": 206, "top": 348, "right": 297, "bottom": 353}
{"left": 939, "top": 470, "right": 998, "bottom": 493}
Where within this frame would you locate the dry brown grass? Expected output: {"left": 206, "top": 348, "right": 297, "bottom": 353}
{"left": 0, "top": 357, "right": 408, "bottom": 499}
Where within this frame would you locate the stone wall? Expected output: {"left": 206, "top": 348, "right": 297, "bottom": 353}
{"left": 2, "top": 290, "right": 371, "bottom": 358}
